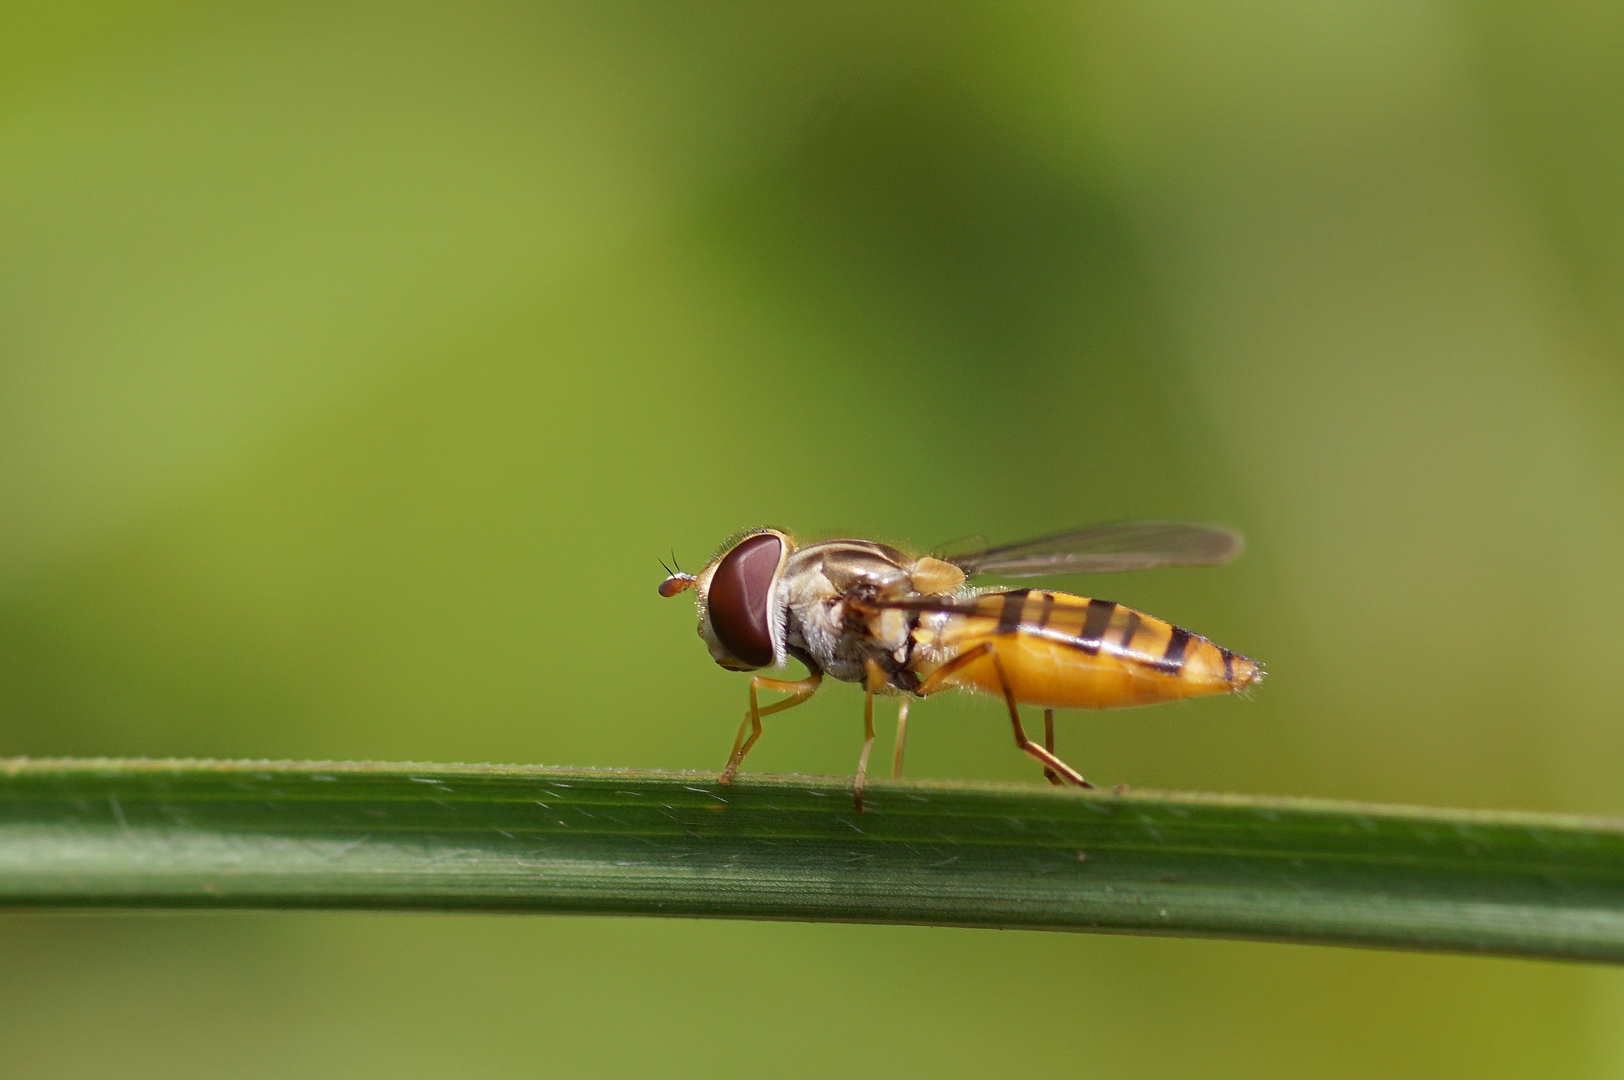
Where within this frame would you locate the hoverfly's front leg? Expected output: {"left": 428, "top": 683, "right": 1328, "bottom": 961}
{"left": 915, "top": 641, "right": 1094, "bottom": 789}
{"left": 719, "top": 669, "right": 823, "bottom": 785}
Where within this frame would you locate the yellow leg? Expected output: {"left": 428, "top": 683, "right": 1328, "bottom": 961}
{"left": 855, "top": 688, "right": 877, "bottom": 812}
{"left": 891, "top": 699, "right": 911, "bottom": 778}
{"left": 916, "top": 641, "right": 1093, "bottom": 788}
{"left": 1043, "top": 709, "right": 1061, "bottom": 786}
{"left": 854, "top": 660, "right": 887, "bottom": 812}
{"left": 914, "top": 640, "right": 993, "bottom": 697}
{"left": 719, "top": 669, "right": 823, "bottom": 784}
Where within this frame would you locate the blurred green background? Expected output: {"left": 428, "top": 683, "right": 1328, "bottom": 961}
{"left": 4, "top": 0, "right": 1624, "bottom": 1076}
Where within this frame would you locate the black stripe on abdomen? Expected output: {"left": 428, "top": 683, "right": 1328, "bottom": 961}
{"left": 996, "top": 590, "right": 1030, "bottom": 634}
{"left": 1116, "top": 611, "right": 1142, "bottom": 654}
{"left": 1156, "top": 627, "right": 1191, "bottom": 674}
{"left": 1035, "top": 591, "right": 1055, "bottom": 630}
{"left": 1077, "top": 599, "right": 1116, "bottom": 655}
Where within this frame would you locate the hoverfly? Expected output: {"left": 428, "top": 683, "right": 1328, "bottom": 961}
{"left": 659, "top": 522, "right": 1262, "bottom": 810}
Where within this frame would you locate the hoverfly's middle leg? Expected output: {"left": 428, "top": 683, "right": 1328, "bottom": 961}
{"left": 891, "top": 698, "right": 911, "bottom": 779}
{"left": 719, "top": 669, "right": 823, "bottom": 785}
{"left": 915, "top": 641, "right": 1094, "bottom": 789}
{"left": 853, "top": 660, "right": 888, "bottom": 812}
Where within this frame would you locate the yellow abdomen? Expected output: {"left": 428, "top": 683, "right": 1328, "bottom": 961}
{"left": 914, "top": 589, "right": 1261, "bottom": 710}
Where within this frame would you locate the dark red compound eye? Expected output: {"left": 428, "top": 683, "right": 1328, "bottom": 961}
{"left": 707, "top": 533, "right": 782, "bottom": 669}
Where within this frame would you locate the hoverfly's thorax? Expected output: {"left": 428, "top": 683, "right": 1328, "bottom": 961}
{"left": 814, "top": 547, "right": 911, "bottom": 595}
{"left": 908, "top": 556, "right": 966, "bottom": 596}
{"left": 769, "top": 539, "right": 928, "bottom": 687}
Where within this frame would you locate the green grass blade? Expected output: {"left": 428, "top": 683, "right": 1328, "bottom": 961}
{"left": 4, "top": 757, "right": 1624, "bottom": 962}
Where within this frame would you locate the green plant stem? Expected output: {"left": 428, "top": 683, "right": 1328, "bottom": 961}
{"left": 3, "top": 757, "right": 1624, "bottom": 961}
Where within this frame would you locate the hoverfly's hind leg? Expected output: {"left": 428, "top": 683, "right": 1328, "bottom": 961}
{"left": 990, "top": 652, "right": 1092, "bottom": 788}
{"left": 1042, "top": 709, "right": 1061, "bottom": 786}
{"left": 719, "top": 669, "right": 823, "bottom": 785}
{"left": 915, "top": 641, "right": 1094, "bottom": 788}
{"left": 891, "top": 698, "right": 911, "bottom": 779}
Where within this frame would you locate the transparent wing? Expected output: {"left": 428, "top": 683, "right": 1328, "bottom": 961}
{"left": 847, "top": 594, "right": 993, "bottom": 617}
{"left": 849, "top": 591, "right": 1087, "bottom": 615}
{"left": 928, "top": 533, "right": 986, "bottom": 565}
{"left": 950, "top": 521, "right": 1244, "bottom": 577}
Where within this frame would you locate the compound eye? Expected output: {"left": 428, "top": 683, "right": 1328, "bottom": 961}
{"left": 707, "top": 533, "right": 782, "bottom": 669}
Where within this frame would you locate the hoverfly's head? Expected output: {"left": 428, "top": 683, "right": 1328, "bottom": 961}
{"left": 659, "top": 528, "right": 791, "bottom": 672}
